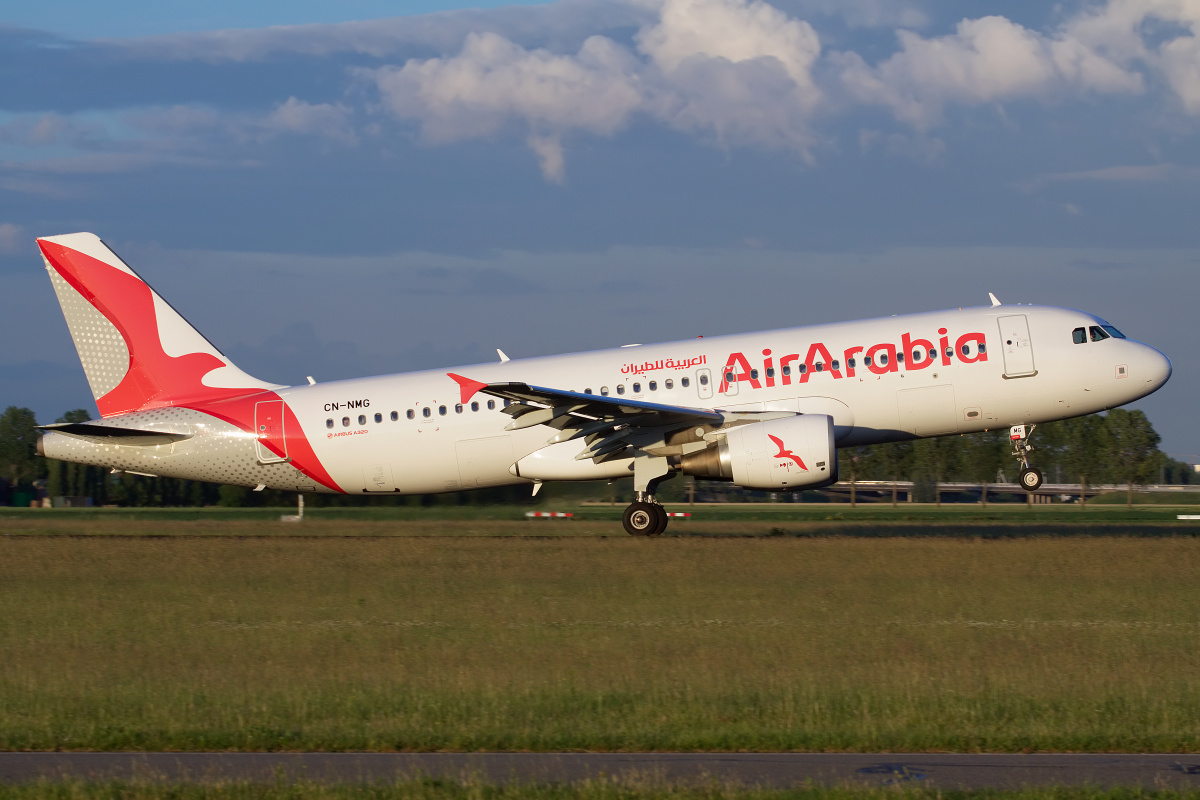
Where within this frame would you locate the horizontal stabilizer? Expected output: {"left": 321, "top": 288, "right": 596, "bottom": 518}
{"left": 38, "top": 422, "right": 192, "bottom": 447}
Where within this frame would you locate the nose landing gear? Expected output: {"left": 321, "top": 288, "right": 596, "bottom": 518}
{"left": 1011, "top": 424, "right": 1044, "bottom": 492}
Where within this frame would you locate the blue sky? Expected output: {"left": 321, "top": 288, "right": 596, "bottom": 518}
{"left": 2, "top": 0, "right": 1198, "bottom": 460}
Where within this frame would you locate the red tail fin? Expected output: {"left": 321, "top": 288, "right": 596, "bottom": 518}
{"left": 38, "top": 233, "right": 279, "bottom": 418}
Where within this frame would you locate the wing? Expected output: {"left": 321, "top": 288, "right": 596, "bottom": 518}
{"left": 448, "top": 373, "right": 791, "bottom": 464}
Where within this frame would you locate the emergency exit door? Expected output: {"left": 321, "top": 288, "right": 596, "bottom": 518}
{"left": 254, "top": 400, "right": 289, "bottom": 464}
{"left": 997, "top": 314, "right": 1037, "bottom": 378}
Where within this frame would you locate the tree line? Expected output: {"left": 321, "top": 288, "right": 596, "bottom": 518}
{"left": 0, "top": 405, "right": 1191, "bottom": 507}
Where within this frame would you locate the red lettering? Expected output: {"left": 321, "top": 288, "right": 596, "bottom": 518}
{"left": 902, "top": 332, "right": 934, "bottom": 371}
{"left": 779, "top": 354, "right": 800, "bottom": 385}
{"left": 956, "top": 332, "right": 988, "bottom": 363}
{"left": 843, "top": 346, "right": 863, "bottom": 378}
{"left": 938, "top": 328, "right": 952, "bottom": 366}
{"left": 866, "top": 343, "right": 898, "bottom": 374}
{"left": 762, "top": 349, "right": 775, "bottom": 388}
{"left": 800, "top": 342, "right": 840, "bottom": 382}
{"left": 719, "top": 352, "right": 760, "bottom": 393}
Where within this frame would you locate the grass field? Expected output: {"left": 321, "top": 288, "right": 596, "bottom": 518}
{"left": 4, "top": 782, "right": 1200, "bottom": 800}
{"left": 4, "top": 525, "right": 1200, "bottom": 752}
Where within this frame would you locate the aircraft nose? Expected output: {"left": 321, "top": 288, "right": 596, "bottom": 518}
{"left": 1140, "top": 344, "right": 1172, "bottom": 393}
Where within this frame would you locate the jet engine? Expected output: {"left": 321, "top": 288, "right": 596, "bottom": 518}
{"left": 680, "top": 414, "right": 837, "bottom": 491}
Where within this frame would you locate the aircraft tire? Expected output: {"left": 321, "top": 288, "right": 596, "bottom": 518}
{"left": 623, "top": 502, "right": 661, "bottom": 536}
{"left": 652, "top": 504, "right": 669, "bottom": 535}
{"left": 1019, "top": 467, "right": 1044, "bottom": 492}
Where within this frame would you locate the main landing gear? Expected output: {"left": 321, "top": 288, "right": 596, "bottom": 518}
{"left": 623, "top": 495, "right": 668, "bottom": 536}
{"left": 623, "top": 457, "right": 673, "bottom": 536}
{"left": 1010, "top": 424, "right": 1044, "bottom": 492}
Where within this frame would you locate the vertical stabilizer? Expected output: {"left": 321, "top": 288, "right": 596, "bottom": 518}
{"left": 38, "top": 233, "right": 281, "bottom": 418}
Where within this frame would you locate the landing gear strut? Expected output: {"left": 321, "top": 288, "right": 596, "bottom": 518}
{"left": 623, "top": 458, "right": 673, "bottom": 536}
{"left": 1010, "top": 424, "right": 1043, "bottom": 492}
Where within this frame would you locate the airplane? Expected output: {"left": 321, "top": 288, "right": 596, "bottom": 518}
{"left": 33, "top": 232, "right": 1172, "bottom": 534}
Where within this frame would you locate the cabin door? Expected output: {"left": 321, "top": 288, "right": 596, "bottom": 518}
{"left": 254, "top": 400, "right": 289, "bottom": 464}
{"left": 997, "top": 314, "right": 1037, "bottom": 377}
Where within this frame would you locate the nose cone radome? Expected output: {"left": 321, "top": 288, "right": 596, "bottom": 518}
{"left": 1141, "top": 344, "right": 1172, "bottom": 394}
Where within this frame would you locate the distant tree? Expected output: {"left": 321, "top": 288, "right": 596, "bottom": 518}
{"left": 839, "top": 446, "right": 870, "bottom": 506}
{"left": 912, "top": 438, "right": 952, "bottom": 506}
{"left": 962, "top": 430, "right": 1008, "bottom": 507}
{"left": 0, "top": 406, "right": 41, "bottom": 490}
{"left": 1104, "top": 408, "right": 1163, "bottom": 508}
{"left": 862, "top": 441, "right": 912, "bottom": 506}
{"left": 1057, "top": 415, "right": 1109, "bottom": 509}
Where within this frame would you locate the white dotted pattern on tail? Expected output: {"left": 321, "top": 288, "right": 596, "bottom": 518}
{"left": 40, "top": 407, "right": 326, "bottom": 492}
{"left": 46, "top": 264, "right": 129, "bottom": 401}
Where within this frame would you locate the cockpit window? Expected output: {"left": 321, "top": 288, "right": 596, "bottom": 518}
{"left": 1102, "top": 325, "right": 1126, "bottom": 339}
{"left": 1072, "top": 327, "right": 1086, "bottom": 344}
{"left": 1089, "top": 325, "right": 1110, "bottom": 342}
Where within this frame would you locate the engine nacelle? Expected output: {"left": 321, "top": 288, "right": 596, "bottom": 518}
{"left": 680, "top": 414, "right": 837, "bottom": 491}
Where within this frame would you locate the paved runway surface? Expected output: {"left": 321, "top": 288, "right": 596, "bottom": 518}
{"left": 5, "top": 753, "right": 1200, "bottom": 789}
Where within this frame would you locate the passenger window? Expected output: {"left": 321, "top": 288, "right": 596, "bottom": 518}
{"left": 584, "top": 388, "right": 591, "bottom": 395}
{"left": 616, "top": 385, "right": 626, "bottom": 395}
{"left": 1090, "top": 326, "right": 1110, "bottom": 342}
{"left": 600, "top": 387, "right": 609, "bottom": 396}
{"left": 1102, "top": 325, "right": 1126, "bottom": 339}
{"left": 896, "top": 352, "right": 904, "bottom": 363}
{"left": 960, "top": 343, "right": 971, "bottom": 356}
{"left": 815, "top": 362, "right": 823, "bottom": 372}
{"left": 326, "top": 418, "right": 334, "bottom": 429}
{"left": 407, "top": 409, "right": 415, "bottom": 420}
{"left": 455, "top": 404, "right": 463, "bottom": 414}
{"left": 649, "top": 381, "right": 657, "bottom": 391}
{"left": 766, "top": 368, "right": 775, "bottom": 378}
{"left": 665, "top": 379, "right": 673, "bottom": 389}
{"left": 864, "top": 356, "right": 872, "bottom": 367}
{"left": 832, "top": 360, "right": 840, "bottom": 371}
{"left": 848, "top": 358, "right": 856, "bottom": 369}
{"left": 799, "top": 364, "right": 807, "bottom": 374}
{"left": 879, "top": 353, "right": 889, "bottom": 366}
{"left": 471, "top": 401, "right": 479, "bottom": 412}
{"left": 911, "top": 350, "right": 921, "bottom": 363}
{"left": 374, "top": 413, "right": 382, "bottom": 423}
{"left": 632, "top": 382, "right": 641, "bottom": 393}
{"left": 390, "top": 411, "right": 399, "bottom": 421}
{"left": 782, "top": 365, "right": 791, "bottom": 376}
{"left": 422, "top": 408, "right": 431, "bottom": 418}
{"left": 487, "top": 400, "right": 496, "bottom": 410}
{"left": 358, "top": 414, "right": 367, "bottom": 425}
{"left": 945, "top": 347, "right": 953, "bottom": 358}
{"left": 750, "top": 369, "right": 759, "bottom": 380}
{"left": 928, "top": 348, "right": 937, "bottom": 360}
{"left": 342, "top": 417, "right": 350, "bottom": 427}
{"left": 978, "top": 343, "right": 986, "bottom": 354}
{"left": 695, "top": 375, "right": 704, "bottom": 386}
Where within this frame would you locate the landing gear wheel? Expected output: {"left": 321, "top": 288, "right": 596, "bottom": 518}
{"left": 652, "top": 505, "right": 669, "bottom": 536}
{"left": 1019, "top": 467, "right": 1044, "bottom": 492}
{"left": 624, "top": 502, "right": 661, "bottom": 536}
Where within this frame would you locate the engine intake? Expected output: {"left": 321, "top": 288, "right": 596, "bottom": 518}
{"left": 679, "top": 414, "right": 837, "bottom": 491}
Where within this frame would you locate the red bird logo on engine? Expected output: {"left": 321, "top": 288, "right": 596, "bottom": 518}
{"left": 767, "top": 434, "right": 808, "bottom": 470}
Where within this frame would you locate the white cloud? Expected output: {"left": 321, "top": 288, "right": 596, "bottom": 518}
{"left": 836, "top": 14, "right": 1142, "bottom": 128}
{"left": 0, "top": 222, "right": 23, "bottom": 253}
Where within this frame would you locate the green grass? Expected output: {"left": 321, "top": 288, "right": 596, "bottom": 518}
{"left": 5, "top": 783, "right": 1200, "bottom": 800}
{"left": 7, "top": 782, "right": 1200, "bottom": 800}
{"left": 4, "top": 535, "right": 1200, "bottom": 751}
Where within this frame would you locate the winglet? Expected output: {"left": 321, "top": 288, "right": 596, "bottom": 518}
{"left": 989, "top": 292, "right": 1002, "bottom": 307}
{"left": 497, "top": 349, "right": 510, "bottom": 363}
{"left": 448, "top": 373, "right": 489, "bottom": 404}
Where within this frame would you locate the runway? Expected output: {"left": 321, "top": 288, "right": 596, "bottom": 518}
{"left": 4, "top": 752, "right": 1200, "bottom": 789}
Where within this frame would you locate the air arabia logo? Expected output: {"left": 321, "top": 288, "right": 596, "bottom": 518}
{"left": 717, "top": 327, "right": 988, "bottom": 393}
{"left": 768, "top": 434, "right": 808, "bottom": 471}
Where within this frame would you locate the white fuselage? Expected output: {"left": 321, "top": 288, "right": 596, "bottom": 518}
{"left": 40, "top": 304, "right": 1171, "bottom": 495}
